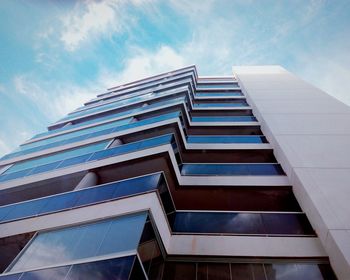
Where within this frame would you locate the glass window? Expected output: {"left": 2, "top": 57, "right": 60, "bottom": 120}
{"left": 191, "top": 116, "right": 256, "bottom": 122}
{"left": 197, "top": 83, "right": 239, "bottom": 89}
{"left": 97, "top": 213, "right": 147, "bottom": 256}
{"left": 162, "top": 262, "right": 196, "bottom": 280}
{"left": 196, "top": 91, "right": 242, "bottom": 97}
{"left": 5, "top": 141, "right": 109, "bottom": 174}
{"left": 0, "top": 274, "right": 22, "bottom": 280}
{"left": 187, "top": 136, "right": 266, "bottom": 144}
{"left": 2, "top": 199, "right": 48, "bottom": 223}
{"left": 19, "top": 118, "right": 132, "bottom": 152}
{"left": 193, "top": 102, "right": 248, "bottom": 108}
{"left": 230, "top": 264, "right": 254, "bottom": 280}
{"left": 198, "top": 263, "right": 231, "bottom": 280}
{"left": 65, "top": 256, "right": 136, "bottom": 280}
{"left": 171, "top": 212, "right": 265, "bottom": 234}
{"left": 9, "top": 212, "right": 147, "bottom": 273}
{"left": 19, "top": 266, "right": 70, "bottom": 280}
{"left": 181, "top": 164, "right": 284, "bottom": 176}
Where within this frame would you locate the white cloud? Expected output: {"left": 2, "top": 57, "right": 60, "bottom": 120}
{"left": 59, "top": 0, "right": 153, "bottom": 52}
{"left": 11, "top": 45, "right": 186, "bottom": 123}
{"left": 0, "top": 138, "right": 11, "bottom": 157}
{"left": 295, "top": 49, "right": 350, "bottom": 106}
{"left": 60, "top": 0, "right": 121, "bottom": 51}
{"left": 99, "top": 45, "right": 186, "bottom": 88}
{"left": 13, "top": 74, "right": 97, "bottom": 121}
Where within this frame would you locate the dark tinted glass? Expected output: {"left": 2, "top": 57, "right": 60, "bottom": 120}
{"left": 197, "top": 263, "right": 231, "bottom": 280}
{"left": 57, "top": 153, "right": 92, "bottom": 169}
{"left": 29, "top": 161, "right": 62, "bottom": 175}
{"left": 112, "top": 174, "right": 160, "bottom": 198}
{"left": 129, "top": 257, "right": 147, "bottom": 280}
{"left": 193, "top": 102, "right": 248, "bottom": 108}
{"left": 66, "top": 256, "right": 135, "bottom": 280}
{"left": 0, "top": 168, "right": 32, "bottom": 182}
{"left": 187, "top": 136, "right": 266, "bottom": 144}
{"left": 0, "top": 173, "right": 161, "bottom": 224}
{"left": 262, "top": 214, "right": 314, "bottom": 235}
{"left": 73, "top": 183, "right": 116, "bottom": 207}
{"left": 196, "top": 91, "right": 242, "bottom": 97}
{"left": 171, "top": 212, "right": 314, "bottom": 235}
{"left": 163, "top": 262, "right": 196, "bottom": 280}
{"left": 3, "top": 199, "right": 47, "bottom": 222}
{"left": 231, "top": 264, "right": 254, "bottom": 280}
{"left": 171, "top": 212, "right": 265, "bottom": 234}
{"left": 0, "top": 274, "right": 22, "bottom": 279}
{"left": 296, "top": 264, "right": 336, "bottom": 280}
{"left": 38, "top": 192, "right": 81, "bottom": 215}
{"left": 196, "top": 83, "right": 239, "bottom": 89}
{"left": 20, "top": 266, "right": 70, "bottom": 280}
{"left": 318, "top": 264, "right": 337, "bottom": 279}
{"left": 191, "top": 116, "right": 256, "bottom": 122}
{"left": 0, "top": 205, "right": 16, "bottom": 222}
{"left": 181, "top": 164, "right": 284, "bottom": 176}
{"left": 251, "top": 264, "right": 266, "bottom": 280}
{"left": 265, "top": 264, "right": 299, "bottom": 280}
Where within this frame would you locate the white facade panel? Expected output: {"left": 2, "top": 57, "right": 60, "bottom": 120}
{"left": 234, "top": 65, "right": 350, "bottom": 279}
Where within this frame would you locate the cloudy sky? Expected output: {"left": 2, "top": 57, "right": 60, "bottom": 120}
{"left": 0, "top": 0, "right": 350, "bottom": 157}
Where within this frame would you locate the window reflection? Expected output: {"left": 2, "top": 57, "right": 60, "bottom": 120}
{"left": 9, "top": 213, "right": 147, "bottom": 273}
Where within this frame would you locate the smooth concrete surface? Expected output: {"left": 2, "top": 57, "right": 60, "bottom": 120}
{"left": 234, "top": 65, "right": 350, "bottom": 279}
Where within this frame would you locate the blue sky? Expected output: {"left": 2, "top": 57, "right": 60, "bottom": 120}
{"left": 0, "top": 0, "right": 350, "bottom": 157}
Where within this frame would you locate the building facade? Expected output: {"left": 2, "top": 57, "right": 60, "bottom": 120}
{"left": 0, "top": 65, "right": 348, "bottom": 279}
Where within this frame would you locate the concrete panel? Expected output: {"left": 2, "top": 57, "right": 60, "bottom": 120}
{"left": 234, "top": 65, "right": 350, "bottom": 280}
{"left": 261, "top": 114, "right": 350, "bottom": 135}
{"left": 252, "top": 98, "right": 350, "bottom": 115}
{"left": 326, "top": 230, "right": 350, "bottom": 279}
{"left": 242, "top": 88, "right": 330, "bottom": 100}
{"left": 275, "top": 135, "right": 350, "bottom": 168}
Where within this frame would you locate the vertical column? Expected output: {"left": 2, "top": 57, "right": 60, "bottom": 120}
{"left": 74, "top": 171, "right": 99, "bottom": 190}
{"left": 108, "top": 138, "right": 123, "bottom": 148}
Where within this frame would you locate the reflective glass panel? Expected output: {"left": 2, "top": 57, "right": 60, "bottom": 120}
{"left": 9, "top": 213, "right": 147, "bottom": 273}
{"left": 197, "top": 83, "right": 239, "bottom": 89}
{"left": 66, "top": 256, "right": 136, "bottom": 280}
{"left": 171, "top": 212, "right": 265, "bottom": 234}
{"left": 187, "top": 136, "right": 266, "bottom": 144}
{"left": 20, "top": 266, "right": 70, "bottom": 280}
{"left": 5, "top": 141, "right": 108, "bottom": 174}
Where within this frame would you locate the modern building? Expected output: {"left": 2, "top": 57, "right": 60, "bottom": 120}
{"left": 0, "top": 65, "right": 348, "bottom": 279}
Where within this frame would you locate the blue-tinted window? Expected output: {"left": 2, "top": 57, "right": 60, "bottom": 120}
{"left": 197, "top": 83, "right": 239, "bottom": 89}
{"left": 20, "top": 266, "right": 70, "bottom": 280}
{"left": 187, "top": 136, "right": 266, "bottom": 144}
{"left": 181, "top": 164, "right": 284, "bottom": 176}
{"left": 65, "top": 256, "right": 136, "bottom": 280}
{"left": 0, "top": 274, "right": 22, "bottom": 279}
{"left": 37, "top": 191, "right": 81, "bottom": 215}
{"left": 9, "top": 213, "right": 147, "bottom": 273}
{"left": 97, "top": 214, "right": 147, "bottom": 256}
{"left": 191, "top": 116, "right": 256, "bottom": 122}
{"left": 196, "top": 91, "right": 242, "bottom": 97}
{"left": 5, "top": 141, "right": 109, "bottom": 174}
{"left": 193, "top": 102, "right": 248, "bottom": 108}
{"left": 0, "top": 174, "right": 162, "bottom": 224}
{"left": 19, "top": 118, "right": 131, "bottom": 152}
{"left": 171, "top": 212, "right": 265, "bottom": 234}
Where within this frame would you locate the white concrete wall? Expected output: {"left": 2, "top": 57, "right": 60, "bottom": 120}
{"left": 234, "top": 65, "right": 350, "bottom": 280}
